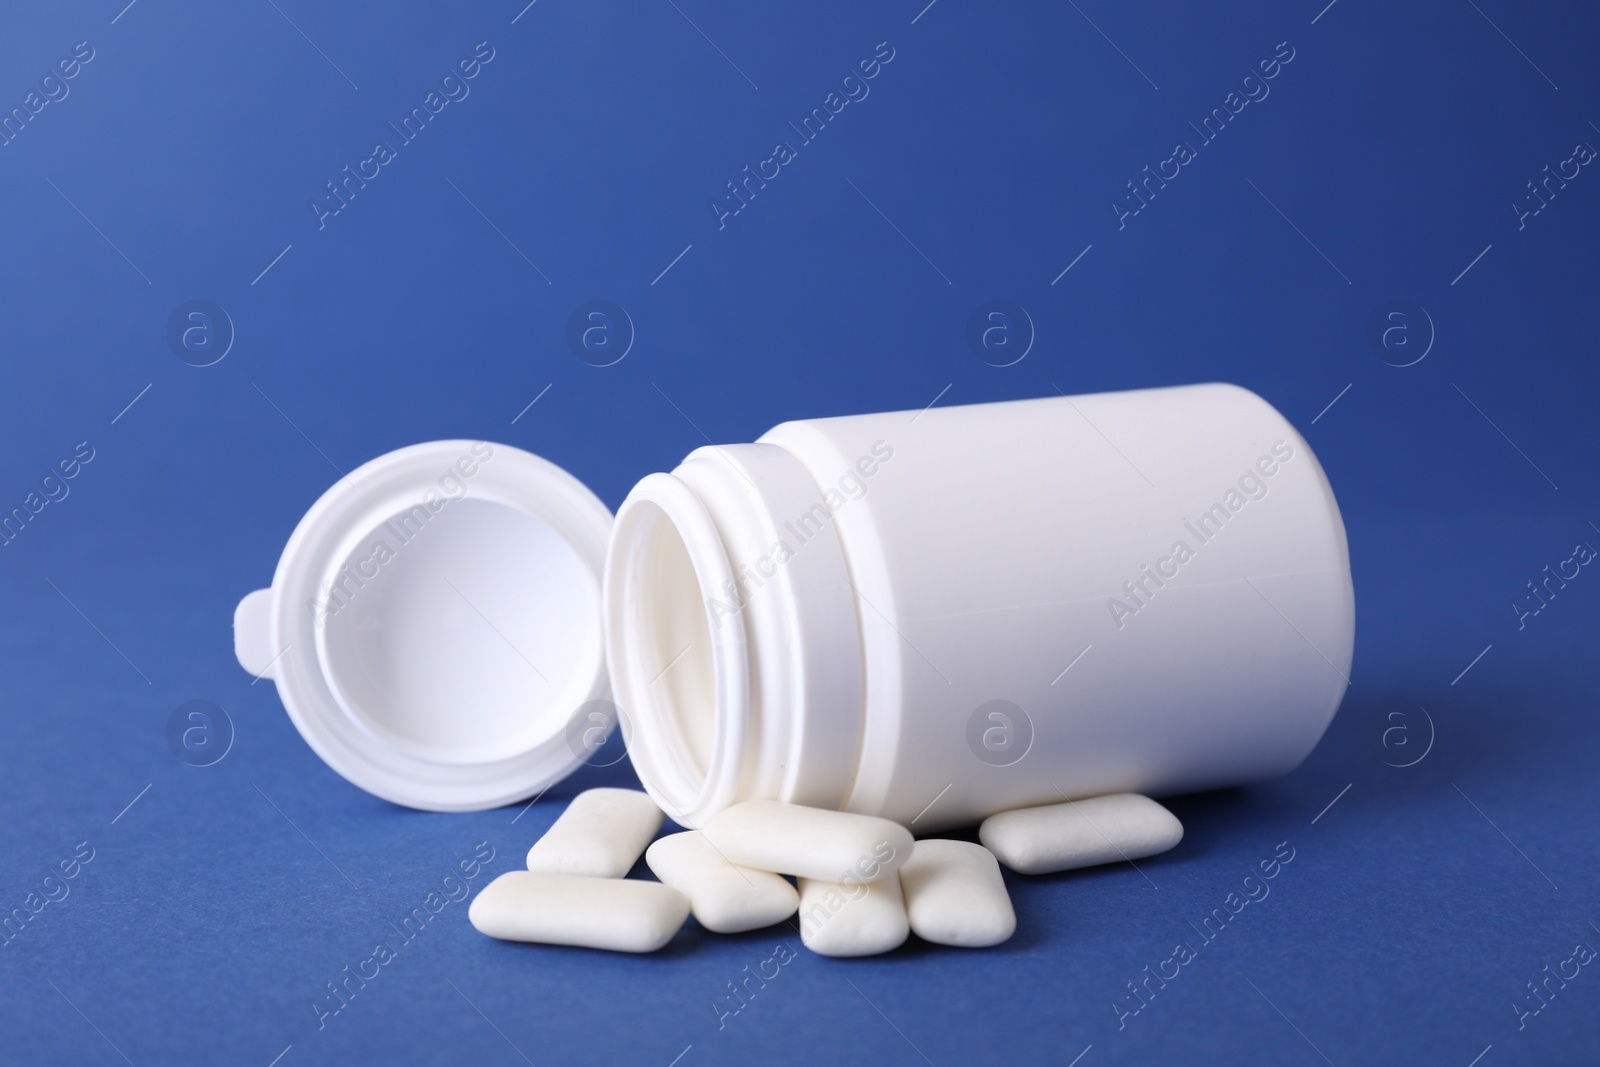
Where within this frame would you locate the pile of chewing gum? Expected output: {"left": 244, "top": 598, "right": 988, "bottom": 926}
{"left": 470, "top": 789, "right": 1183, "bottom": 957}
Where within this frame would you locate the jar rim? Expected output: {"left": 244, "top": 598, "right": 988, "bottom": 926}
{"left": 604, "top": 472, "right": 751, "bottom": 827}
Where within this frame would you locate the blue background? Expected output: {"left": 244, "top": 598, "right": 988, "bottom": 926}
{"left": 1, "top": 0, "right": 1597, "bottom": 1063}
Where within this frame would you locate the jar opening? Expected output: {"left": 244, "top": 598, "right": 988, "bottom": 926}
{"left": 630, "top": 503, "right": 717, "bottom": 778}
{"left": 605, "top": 475, "right": 750, "bottom": 826}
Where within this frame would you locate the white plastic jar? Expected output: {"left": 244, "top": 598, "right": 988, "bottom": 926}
{"left": 236, "top": 383, "right": 1353, "bottom": 828}
{"left": 603, "top": 383, "right": 1354, "bottom": 831}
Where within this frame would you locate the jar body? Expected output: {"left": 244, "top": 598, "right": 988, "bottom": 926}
{"left": 605, "top": 384, "right": 1354, "bottom": 831}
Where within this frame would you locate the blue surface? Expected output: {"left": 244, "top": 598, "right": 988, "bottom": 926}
{"left": 1, "top": 1, "right": 1597, "bottom": 1063}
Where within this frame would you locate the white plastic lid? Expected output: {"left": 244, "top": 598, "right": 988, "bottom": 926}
{"left": 234, "top": 440, "right": 614, "bottom": 812}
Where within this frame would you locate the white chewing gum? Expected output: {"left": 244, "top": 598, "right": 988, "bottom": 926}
{"left": 525, "top": 788, "right": 664, "bottom": 878}
{"left": 979, "top": 793, "right": 1183, "bottom": 875}
{"left": 898, "top": 839, "right": 1015, "bottom": 947}
{"left": 796, "top": 871, "right": 910, "bottom": 957}
{"left": 700, "top": 801, "right": 913, "bottom": 883}
{"left": 469, "top": 871, "right": 689, "bottom": 953}
{"left": 645, "top": 831, "right": 799, "bottom": 934}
